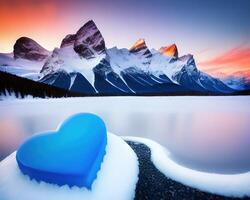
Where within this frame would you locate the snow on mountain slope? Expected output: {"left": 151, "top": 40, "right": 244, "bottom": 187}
{"left": 171, "top": 55, "right": 234, "bottom": 93}
{"left": 107, "top": 45, "right": 192, "bottom": 88}
{"left": 39, "top": 20, "right": 107, "bottom": 93}
{"left": 93, "top": 59, "right": 132, "bottom": 94}
{"left": 225, "top": 79, "right": 250, "bottom": 91}
{"left": 107, "top": 46, "right": 183, "bottom": 84}
{"left": 199, "top": 72, "right": 234, "bottom": 93}
{"left": 0, "top": 36, "right": 50, "bottom": 81}
{"left": 149, "top": 52, "right": 182, "bottom": 83}
{"left": 107, "top": 47, "right": 150, "bottom": 74}
{"left": 0, "top": 19, "right": 237, "bottom": 95}
{"left": 129, "top": 39, "right": 152, "bottom": 59}
{"left": 104, "top": 47, "right": 190, "bottom": 94}
{"left": 41, "top": 46, "right": 104, "bottom": 85}
{"left": 221, "top": 73, "right": 250, "bottom": 91}
{"left": 107, "top": 47, "right": 197, "bottom": 91}
{"left": 40, "top": 41, "right": 234, "bottom": 94}
{"left": 0, "top": 53, "right": 44, "bottom": 81}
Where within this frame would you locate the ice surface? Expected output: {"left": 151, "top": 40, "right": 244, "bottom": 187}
{"left": 0, "top": 133, "right": 139, "bottom": 200}
{"left": 0, "top": 96, "right": 249, "bottom": 174}
{"left": 124, "top": 136, "right": 250, "bottom": 198}
{"left": 16, "top": 113, "right": 108, "bottom": 188}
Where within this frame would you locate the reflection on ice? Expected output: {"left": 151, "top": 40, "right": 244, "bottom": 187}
{"left": 0, "top": 116, "right": 27, "bottom": 160}
{"left": 0, "top": 96, "right": 250, "bottom": 174}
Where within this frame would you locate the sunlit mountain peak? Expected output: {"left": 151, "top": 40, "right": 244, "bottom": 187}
{"left": 159, "top": 44, "right": 178, "bottom": 58}
{"left": 130, "top": 39, "right": 147, "bottom": 51}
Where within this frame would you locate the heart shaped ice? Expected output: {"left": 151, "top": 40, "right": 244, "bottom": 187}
{"left": 16, "top": 113, "right": 107, "bottom": 189}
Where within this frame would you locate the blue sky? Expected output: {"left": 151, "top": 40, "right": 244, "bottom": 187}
{"left": 1, "top": 0, "right": 250, "bottom": 76}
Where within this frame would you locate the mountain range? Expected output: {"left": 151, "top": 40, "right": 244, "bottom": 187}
{"left": 1, "top": 20, "right": 248, "bottom": 96}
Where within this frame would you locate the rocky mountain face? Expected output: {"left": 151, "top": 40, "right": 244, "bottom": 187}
{"left": 60, "top": 34, "right": 76, "bottom": 48}
{"left": 159, "top": 44, "right": 178, "bottom": 58}
{"left": 0, "top": 20, "right": 237, "bottom": 95}
{"left": 74, "top": 20, "right": 106, "bottom": 59}
{"left": 40, "top": 20, "right": 106, "bottom": 77}
{"left": 59, "top": 20, "right": 106, "bottom": 58}
{"left": 222, "top": 75, "right": 250, "bottom": 90}
{"left": 13, "top": 37, "right": 49, "bottom": 61}
{"left": 129, "top": 39, "right": 152, "bottom": 58}
{"left": 40, "top": 48, "right": 62, "bottom": 75}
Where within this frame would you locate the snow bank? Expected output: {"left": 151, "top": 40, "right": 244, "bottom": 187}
{"left": 0, "top": 133, "right": 139, "bottom": 200}
{"left": 124, "top": 136, "right": 250, "bottom": 198}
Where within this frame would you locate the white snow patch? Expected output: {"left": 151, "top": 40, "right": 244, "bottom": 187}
{"left": 69, "top": 73, "right": 77, "bottom": 89}
{"left": 221, "top": 76, "right": 249, "bottom": 91}
{"left": 123, "top": 136, "right": 250, "bottom": 198}
{"left": 0, "top": 91, "right": 39, "bottom": 100}
{"left": 104, "top": 77, "right": 127, "bottom": 92}
{"left": 106, "top": 47, "right": 189, "bottom": 84}
{"left": 42, "top": 46, "right": 105, "bottom": 85}
{"left": 107, "top": 47, "right": 151, "bottom": 75}
{"left": 0, "top": 53, "right": 44, "bottom": 81}
{"left": 0, "top": 133, "right": 138, "bottom": 200}
{"left": 149, "top": 53, "right": 186, "bottom": 84}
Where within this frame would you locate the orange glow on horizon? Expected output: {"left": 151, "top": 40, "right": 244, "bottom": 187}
{"left": 0, "top": 1, "right": 72, "bottom": 52}
{"left": 198, "top": 47, "right": 250, "bottom": 78}
{"left": 0, "top": 1, "right": 249, "bottom": 80}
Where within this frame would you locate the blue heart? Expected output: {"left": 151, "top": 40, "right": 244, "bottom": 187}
{"left": 16, "top": 113, "right": 107, "bottom": 189}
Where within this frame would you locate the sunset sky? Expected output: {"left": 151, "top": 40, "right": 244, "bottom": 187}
{"left": 0, "top": 0, "right": 250, "bottom": 77}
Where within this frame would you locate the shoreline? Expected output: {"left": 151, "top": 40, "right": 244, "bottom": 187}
{"left": 126, "top": 141, "right": 250, "bottom": 200}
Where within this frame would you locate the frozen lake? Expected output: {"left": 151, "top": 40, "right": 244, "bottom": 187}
{"left": 0, "top": 96, "right": 250, "bottom": 174}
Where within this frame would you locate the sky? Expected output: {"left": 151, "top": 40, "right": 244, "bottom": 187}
{"left": 0, "top": 0, "right": 250, "bottom": 77}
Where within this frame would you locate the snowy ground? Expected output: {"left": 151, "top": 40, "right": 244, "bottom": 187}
{"left": 0, "top": 96, "right": 250, "bottom": 198}
{"left": 124, "top": 136, "right": 250, "bottom": 198}
{"left": 0, "top": 53, "right": 42, "bottom": 80}
{"left": 0, "top": 96, "right": 249, "bottom": 174}
{"left": 0, "top": 133, "right": 138, "bottom": 200}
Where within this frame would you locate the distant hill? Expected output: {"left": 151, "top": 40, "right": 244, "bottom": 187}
{"left": 0, "top": 71, "right": 83, "bottom": 98}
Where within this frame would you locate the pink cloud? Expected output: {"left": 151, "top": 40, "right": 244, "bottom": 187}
{"left": 198, "top": 46, "right": 250, "bottom": 78}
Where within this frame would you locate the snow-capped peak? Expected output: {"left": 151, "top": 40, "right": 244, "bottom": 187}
{"left": 13, "top": 37, "right": 49, "bottom": 61}
{"left": 60, "top": 34, "right": 76, "bottom": 48}
{"left": 40, "top": 45, "right": 105, "bottom": 85}
{"left": 0, "top": 19, "right": 236, "bottom": 95}
{"left": 179, "top": 54, "right": 195, "bottom": 66}
{"left": 129, "top": 39, "right": 152, "bottom": 58}
{"left": 40, "top": 20, "right": 107, "bottom": 84}
{"left": 130, "top": 39, "right": 146, "bottom": 51}
{"left": 159, "top": 44, "right": 178, "bottom": 58}
{"left": 107, "top": 47, "right": 151, "bottom": 75}
{"left": 73, "top": 20, "right": 106, "bottom": 59}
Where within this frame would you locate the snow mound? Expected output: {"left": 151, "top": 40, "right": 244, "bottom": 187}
{"left": 0, "top": 133, "right": 139, "bottom": 200}
{"left": 124, "top": 136, "right": 250, "bottom": 198}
